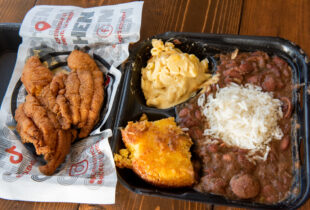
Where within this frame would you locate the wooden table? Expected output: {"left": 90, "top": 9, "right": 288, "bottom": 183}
{"left": 0, "top": 0, "right": 309, "bottom": 209}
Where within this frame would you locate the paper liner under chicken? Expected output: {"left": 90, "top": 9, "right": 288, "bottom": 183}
{"left": 15, "top": 50, "right": 105, "bottom": 175}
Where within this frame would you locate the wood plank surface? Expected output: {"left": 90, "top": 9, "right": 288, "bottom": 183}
{"left": 35, "top": 0, "right": 134, "bottom": 7}
{"left": 0, "top": 199, "right": 78, "bottom": 210}
{"left": 0, "top": 0, "right": 310, "bottom": 209}
{"left": 79, "top": 183, "right": 212, "bottom": 210}
{"left": 0, "top": 0, "right": 36, "bottom": 22}
{"left": 141, "top": 0, "right": 242, "bottom": 40}
{"left": 240, "top": 0, "right": 310, "bottom": 56}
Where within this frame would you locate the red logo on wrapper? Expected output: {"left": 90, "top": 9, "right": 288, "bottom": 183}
{"left": 5, "top": 146, "right": 23, "bottom": 164}
{"left": 69, "top": 160, "right": 88, "bottom": 176}
{"left": 35, "top": 21, "right": 51, "bottom": 31}
{"left": 96, "top": 25, "right": 113, "bottom": 38}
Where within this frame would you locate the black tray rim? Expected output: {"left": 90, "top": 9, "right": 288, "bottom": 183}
{"left": 114, "top": 31, "right": 310, "bottom": 210}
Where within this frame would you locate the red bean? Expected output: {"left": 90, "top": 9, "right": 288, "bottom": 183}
{"left": 273, "top": 56, "right": 286, "bottom": 68}
{"left": 277, "top": 81, "right": 284, "bottom": 89}
{"left": 224, "top": 76, "right": 233, "bottom": 84}
{"left": 238, "top": 154, "right": 254, "bottom": 172}
{"left": 239, "top": 62, "right": 253, "bottom": 74}
{"left": 222, "top": 154, "right": 232, "bottom": 162}
{"left": 258, "top": 57, "right": 266, "bottom": 68}
{"left": 280, "top": 135, "right": 290, "bottom": 151}
{"left": 281, "top": 97, "right": 293, "bottom": 118}
{"left": 178, "top": 107, "right": 190, "bottom": 118}
{"left": 207, "top": 144, "right": 218, "bottom": 153}
{"left": 195, "top": 110, "right": 202, "bottom": 120}
{"left": 262, "top": 75, "right": 276, "bottom": 91}
{"left": 262, "top": 185, "right": 277, "bottom": 203}
{"left": 223, "top": 68, "right": 238, "bottom": 77}
{"left": 189, "top": 127, "right": 203, "bottom": 139}
{"left": 271, "top": 66, "right": 281, "bottom": 77}
{"left": 232, "top": 75, "right": 244, "bottom": 84}
{"left": 246, "top": 75, "right": 259, "bottom": 84}
{"left": 183, "top": 117, "right": 196, "bottom": 127}
{"left": 283, "top": 67, "right": 290, "bottom": 77}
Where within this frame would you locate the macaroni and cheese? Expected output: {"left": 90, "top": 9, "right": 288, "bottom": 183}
{"left": 141, "top": 39, "right": 212, "bottom": 109}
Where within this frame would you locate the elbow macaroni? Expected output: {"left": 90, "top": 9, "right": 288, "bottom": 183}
{"left": 141, "top": 39, "right": 212, "bottom": 109}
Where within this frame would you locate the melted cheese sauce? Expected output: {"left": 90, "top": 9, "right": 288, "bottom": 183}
{"left": 141, "top": 39, "right": 212, "bottom": 109}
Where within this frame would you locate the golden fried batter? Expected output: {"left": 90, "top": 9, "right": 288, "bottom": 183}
{"left": 39, "top": 129, "right": 76, "bottom": 175}
{"left": 15, "top": 95, "right": 76, "bottom": 175}
{"left": 67, "top": 50, "right": 99, "bottom": 72}
{"left": 65, "top": 72, "right": 81, "bottom": 125}
{"left": 21, "top": 56, "right": 53, "bottom": 96}
{"left": 37, "top": 74, "right": 72, "bottom": 130}
{"left": 23, "top": 95, "right": 57, "bottom": 154}
{"left": 77, "top": 70, "right": 94, "bottom": 128}
{"left": 114, "top": 115, "right": 195, "bottom": 187}
{"left": 15, "top": 50, "right": 105, "bottom": 175}
{"left": 50, "top": 72, "right": 67, "bottom": 94}
{"left": 79, "top": 70, "right": 104, "bottom": 138}
{"left": 15, "top": 104, "right": 46, "bottom": 154}
{"left": 67, "top": 50, "right": 104, "bottom": 138}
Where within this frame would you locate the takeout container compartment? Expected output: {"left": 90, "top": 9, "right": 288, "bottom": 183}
{"left": 111, "top": 32, "right": 310, "bottom": 209}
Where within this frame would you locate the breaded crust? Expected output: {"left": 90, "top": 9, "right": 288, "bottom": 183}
{"left": 115, "top": 116, "right": 195, "bottom": 188}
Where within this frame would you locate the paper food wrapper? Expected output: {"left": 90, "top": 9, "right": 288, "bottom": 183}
{"left": 0, "top": 2, "right": 143, "bottom": 204}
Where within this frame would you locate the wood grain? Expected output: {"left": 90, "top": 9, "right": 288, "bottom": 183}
{"left": 0, "top": 0, "right": 36, "bottom": 23}
{"left": 0, "top": 199, "right": 78, "bottom": 210}
{"left": 35, "top": 0, "right": 137, "bottom": 7}
{"left": 1, "top": 0, "right": 310, "bottom": 209}
{"left": 141, "top": 0, "right": 243, "bottom": 40}
{"left": 79, "top": 183, "right": 212, "bottom": 210}
{"left": 240, "top": 0, "right": 310, "bottom": 56}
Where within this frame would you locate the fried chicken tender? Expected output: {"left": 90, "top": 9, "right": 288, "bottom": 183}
{"left": 114, "top": 115, "right": 195, "bottom": 187}
{"left": 15, "top": 95, "right": 76, "bottom": 175}
{"left": 23, "top": 95, "right": 57, "bottom": 154}
{"left": 15, "top": 104, "right": 45, "bottom": 153}
{"left": 37, "top": 73, "right": 72, "bottom": 130}
{"left": 79, "top": 70, "right": 104, "bottom": 138}
{"left": 39, "top": 129, "right": 76, "bottom": 175}
{"left": 67, "top": 50, "right": 99, "bottom": 72}
{"left": 77, "top": 70, "right": 94, "bottom": 128}
{"left": 65, "top": 72, "right": 81, "bottom": 125}
{"left": 67, "top": 50, "right": 104, "bottom": 138}
{"left": 21, "top": 56, "right": 53, "bottom": 96}
{"left": 15, "top": 50, "right": 105, "bottom": 175}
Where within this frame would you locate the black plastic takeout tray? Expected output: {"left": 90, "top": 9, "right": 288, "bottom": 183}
{"left": 1, "top": 23, "right": 309, "bottom": 209}
{"left": 111, "top": 32, "right": 310, "bottom": 209}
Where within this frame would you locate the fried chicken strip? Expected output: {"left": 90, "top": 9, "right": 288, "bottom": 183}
{"left": 65, "top": 72, "right": 81, "bottom": 125}
{"left": 67, "top": 50, "right": 105, "bottom": 138}
{"left": 23, "top": 95, "right": 57, "bottom": 154}
{"left": 15, "top": 95, "right": 76, "bottom": 175}
{"left": 79, "top": 70, "right": 104, "bottom": 138}
{"left": 67, "top": 50, "right": 99, "bottom": 72}
{"left": 38, "top": 73, "right": 72, "bottom": 129}
{"left": 15, "top": 104, "right": 49, "bottom": 155}
{"left": 77, "top": 70, "right": 94, "bottom": 128}
{"left": 21, "top": 56, "right": 53, "bottom": 96}
{"left": 39, "top": 129, "right": 76, "bottom": 175}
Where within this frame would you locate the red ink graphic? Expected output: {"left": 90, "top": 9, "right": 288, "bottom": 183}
{"left": 5, "top": 146, "right": 23, "bottom": 164}
{"left": 89, "top": 142, "right": 105, "bottom": 185}
{"left": 69, "top": 160, "right": 88, "bottom": 176}
{"left": 104, "top": 76, "right": 110, "bottom": 87}
{"left": 117, "top": 12, "right": 126, "bottom": 43}
{"left": 96, "top": 25, "right": 113, "bottom": 38}
{"left": 16, "top": 160, "right": 36, "bottom": 178}
{"left": 35, "top": 21, "right": 51, "bottom": 31}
